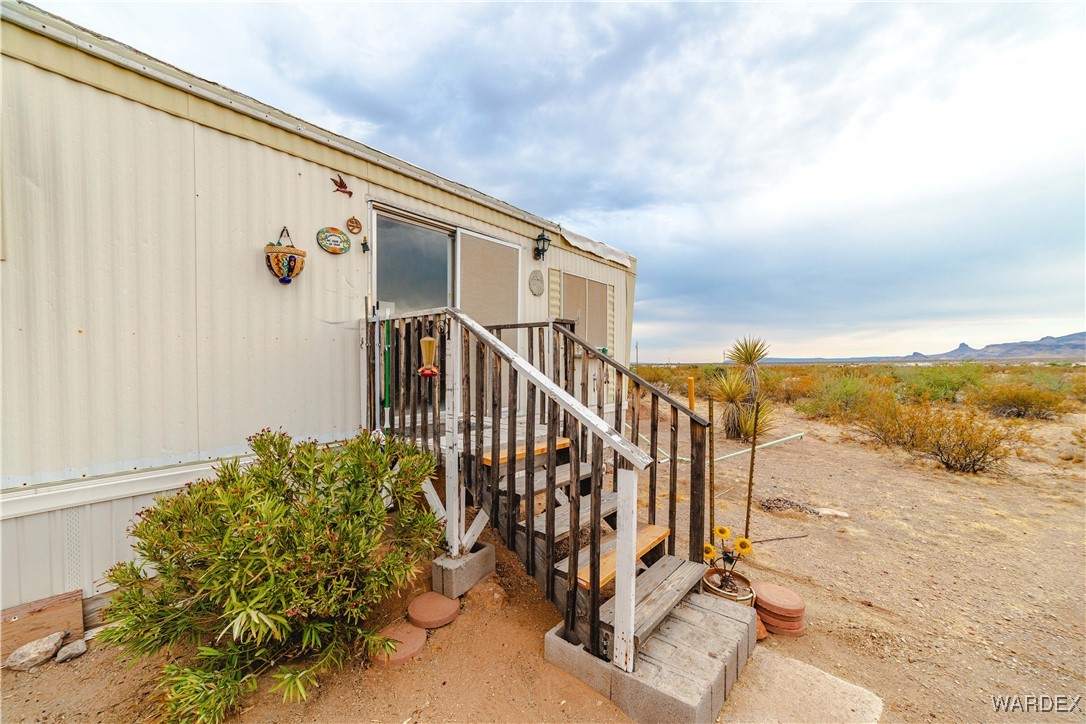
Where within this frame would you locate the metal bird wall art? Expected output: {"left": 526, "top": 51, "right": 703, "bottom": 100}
{"left": 330, "top": 173, "right": 353, "bottom": 198}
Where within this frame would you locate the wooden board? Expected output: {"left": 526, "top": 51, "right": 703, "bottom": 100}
{"left": 528, "top": 490, "right": 618, "bottom": 543}
{"left": 498, "top": 463, "right": 579, "bottom": 496}
{"left": 563, "top": 523, "right": 669, "bottom": 590}
{"left": 1, "top": 590, "right": 84, "bottom": 658}
{"left": 482, "top": 437, "right": 570, "bottom": 467}
{"left": 598, "top": 555, "right": 705, "bottom": 657}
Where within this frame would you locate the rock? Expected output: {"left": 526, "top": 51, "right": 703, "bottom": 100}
{"left": 3, "top": 632, "right": 66, "bottom": 671}
{"left": 55, "top": 639, "right": 87, "bottom": 663}
{"left": 815, "top": 508, "right": 850, "bottom": 518}
{"left": 756, "top": 614, "right": 770, "bottom": 641}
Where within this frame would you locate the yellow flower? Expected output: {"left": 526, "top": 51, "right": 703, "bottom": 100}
{"left": 703, "top": 543, "right": 717, "bottom": 562}
{"left": 734, "top": 537, "right": 753, "bottom": 556}
{"left": 713, "top": 525, "right": 731, "bottom": 541}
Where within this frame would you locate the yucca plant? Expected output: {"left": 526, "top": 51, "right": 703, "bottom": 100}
{"left": 738, "top": 394, "right": 776, "bottom": 443}
{"left": 710, "top": 370, "right": 750, "bottom": 439}
{"left": 727, "top": 336, "right": 770, "bottom": 396}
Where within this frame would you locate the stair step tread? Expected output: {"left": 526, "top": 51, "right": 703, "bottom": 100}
{"left": 598, "top": 556, "right": 706, "bottom": 648}
{"left": 526, "top": 490, "right": 619, "bottom": 544}
{"left": 482, "top": 437, "right": 570, "bottom": 467}
{"left": 555, "top": 522, "right": 671, "bottom": 590}
{"left": 497, "top": 463, "right": 582, "bottom": 495}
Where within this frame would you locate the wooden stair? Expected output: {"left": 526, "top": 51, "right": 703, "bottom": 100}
{"left": 481, "top": 437, "right": 570, "bottom": 467}
{"left": 523, "top": 490, "right": 620, "bottom": 544}
{"left": 597, "top": 555, "right": 706, "bottom": 660}
{"left": 555, "top": 522, "right": 670, "bottom": 589}
{"left": 497, "top": 463, "right": 587, "bottom": 496}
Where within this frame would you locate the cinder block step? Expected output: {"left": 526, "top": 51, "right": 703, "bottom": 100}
{"left": 523, "top": 489, "right": 620, "bottom": 544}
{"left": 598, "top": 555, "right": 706, "bottom": 660}
{"left": 482, "top": 437, "right": 570, "bottom": 467}
{"left": 555, "top": 522, "right": 670, "bottom": 589}
{"left": 543, "top": 593, "right": 758, "bottom": 722}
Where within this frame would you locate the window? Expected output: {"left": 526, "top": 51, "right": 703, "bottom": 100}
{"left": 561, "top": 272, "right": 609, "bottom": 348}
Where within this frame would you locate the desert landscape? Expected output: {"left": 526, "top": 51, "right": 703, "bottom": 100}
{"left": 3, "top": 359, "right": 1083, "bottom": 723}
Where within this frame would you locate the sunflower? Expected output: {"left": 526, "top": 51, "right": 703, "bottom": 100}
{"left": 734, "top": 537, "right": 753, "bottom": 556}
{"left": 713, "top": 525, "right": 731, "bottom": 541}
{"left": 703, "top": 543, "right": 717, "bottom": 562}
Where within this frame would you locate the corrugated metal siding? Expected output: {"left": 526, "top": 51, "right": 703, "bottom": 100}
{"left": 2, "top": 58, "right": 200, "bottom": 487}
{"left": 192, "top": 126, "right": 368, "bottom": 458}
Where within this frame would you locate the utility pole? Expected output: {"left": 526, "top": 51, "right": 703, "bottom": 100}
{"left": 635, "top": 342, "right": 639, "bottom": 366}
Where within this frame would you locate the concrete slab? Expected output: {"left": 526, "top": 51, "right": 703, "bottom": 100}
{"left": 431, "top": 541, "right": 495, "bottom": 599}
{"left": 718, "top": 648, "right": 883, "bottom": 723}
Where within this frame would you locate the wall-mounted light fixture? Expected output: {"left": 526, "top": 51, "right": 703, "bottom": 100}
{"left": 533, "top": 230, "right": 551, "bottom": 261}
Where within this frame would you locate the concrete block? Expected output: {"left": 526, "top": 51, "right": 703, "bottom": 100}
{"left": 543, "top": 623, "right": 612, "bottom": 697}
{"left": 612, "top": 657, "right": 710, "bottom": 723}
{"left": 430, "top": 542, "right": 495, "bottom": 599}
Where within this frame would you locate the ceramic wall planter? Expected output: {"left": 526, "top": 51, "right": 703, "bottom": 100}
{"left": 264, "top": 227, "right": 306, "bottom": 284}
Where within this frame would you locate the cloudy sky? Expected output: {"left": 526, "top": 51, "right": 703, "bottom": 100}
{"left": 31, "top": 1, "right": 1085, "bottom": 360}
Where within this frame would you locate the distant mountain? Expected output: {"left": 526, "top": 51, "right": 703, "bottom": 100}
{"left": 916, "top": 332, "right": 1085, "bottom": 361}
{"left": 762, "top": 332, "right": 1086, "bottom": 364}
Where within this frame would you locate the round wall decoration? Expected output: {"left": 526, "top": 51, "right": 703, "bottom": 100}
{"left": 529, "top": 269, "right": 545, "bottom": 296}
{"left": 317, "top": 227, "right": 351, "bottom": 254}
{"left": 345, "top": 216, "right": 363, "bottom": 234}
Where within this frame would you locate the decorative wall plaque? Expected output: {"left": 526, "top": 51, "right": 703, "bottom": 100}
{"left": 316, "top": 227, "right": 351, "bottom": 254}
{"left": 529, "top": 269, "right": 545, "bottom": 296}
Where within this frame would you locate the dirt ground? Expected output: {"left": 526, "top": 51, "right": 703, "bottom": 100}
{"left": 2, "top": 406, "right": 1083, "bottom": 723}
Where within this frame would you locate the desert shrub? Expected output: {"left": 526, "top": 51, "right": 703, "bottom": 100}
{"left": 892, "top": 363, "right": 983, "bottom": 403}
{"left": 796, "top": 372, "right": 871, "bottom": 420}
{"left": 760, "top": 366, "right": 816, "bottom": 404}
{"left": 970, "top": 380, "right": 1066, "bottom": 419}
{"left": 918, "top": 406, "right": 1032, "bottom": 473}
{"left": 853, "top": 388, "right": 920, "bottom": 448}
{"left": 99, "top": 430, "right": 442, "bottom": 723}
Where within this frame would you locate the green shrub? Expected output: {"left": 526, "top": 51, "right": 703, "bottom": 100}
{"left": 99, "top": 430, "right": 442, "bottom": 723}
{"left": 892, "top": 363, "right": 982, "bottom": 403}
{"left": 918, "top": 406, "right": 1032, "bottom": 473}
{"left": 970, "top": 381, "right": 1066, "bottom": 419}
{"left": 796, "top": 373, "right": 871, "bottom": 420}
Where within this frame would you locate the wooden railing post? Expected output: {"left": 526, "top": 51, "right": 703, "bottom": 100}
{"left": 444, "top": 316, "right": 461, "bottom": 557}
{"left": 612, "top": 466, "right": 638, "bottom": 673}
{"left": 688, "top": 421, "right": 707, "bottom": 562}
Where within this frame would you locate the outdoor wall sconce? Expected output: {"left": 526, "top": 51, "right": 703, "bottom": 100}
{"left": 264, "top": 227, "right": 306, "bottom": 284}
{"left": 533, "top": 230, "right": 551, "bottom": 261}
{"left": 418, "top": 336, "right": 440, "bottom": 377}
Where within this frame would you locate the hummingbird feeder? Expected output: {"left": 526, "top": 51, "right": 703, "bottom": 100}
{"left": 418, "top": 336, "right": 440, "bottom": 377}
{"left": 264, "top": 227, "right": 306, "bottom": 284}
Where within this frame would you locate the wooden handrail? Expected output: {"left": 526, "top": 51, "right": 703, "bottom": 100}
{"left": 550, "top": 323, "right": 710, "bottom": 426}
{"left": 448, "top": 308, "right": 652, "bottom": 471}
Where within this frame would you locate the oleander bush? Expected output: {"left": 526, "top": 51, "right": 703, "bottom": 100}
{"left": 99, "top": 430, "right": 442, "bottom": 723}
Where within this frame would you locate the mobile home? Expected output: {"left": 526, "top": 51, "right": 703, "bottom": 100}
{"left": 0, "top": 1, "right": 636, "bottom": 610}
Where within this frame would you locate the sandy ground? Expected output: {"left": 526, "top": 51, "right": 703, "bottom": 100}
{"left": 2, "top": 406, "right": 1083, "bottom": 723}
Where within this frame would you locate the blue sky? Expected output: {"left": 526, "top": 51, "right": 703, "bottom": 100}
{"left": 30, "top": 1, "right": 1085, "bottom": 360}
